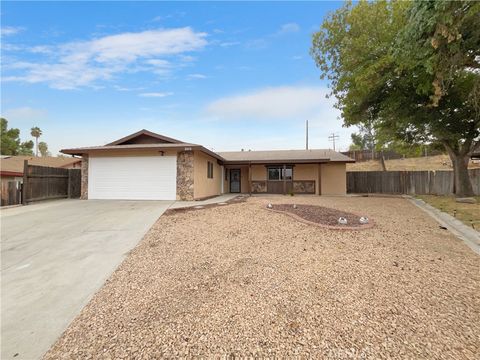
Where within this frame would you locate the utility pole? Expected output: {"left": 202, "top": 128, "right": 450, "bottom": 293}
{"left": 305, "top": 120, "right": 309, "bottom": 150}
{"left": 328, "top": 133, "right": 339, "bottom": 151}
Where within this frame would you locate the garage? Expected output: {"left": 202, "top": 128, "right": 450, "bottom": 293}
{"left": 88, "top": 156, "right": 177, "bottom": 200}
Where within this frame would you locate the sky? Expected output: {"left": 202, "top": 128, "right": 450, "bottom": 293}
{"left": 1, "top": 1, "right": 356, "bottom": 155}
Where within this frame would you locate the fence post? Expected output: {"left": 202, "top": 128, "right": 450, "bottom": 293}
{"left": 22, "top": 160, "right": 28, "bottom": 205}
{"left": 67, "top": 169, "right": 72, "bottom": 198}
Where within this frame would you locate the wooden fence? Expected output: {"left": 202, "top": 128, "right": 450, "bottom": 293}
{"left": 1, "top": 181, "right": 22, "bottom": 206}
{"left": 21, "top": 162, "right": 81, "bottom": 204}
{"left": 347, "top": 168, "right": 480, "bottom": 195}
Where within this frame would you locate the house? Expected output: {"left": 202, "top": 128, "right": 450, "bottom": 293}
{"left": 61, "top": 129, "right": 354, "bottom": 201}
{"left": 0, "top": 155, "right": 82, "bottom": 184}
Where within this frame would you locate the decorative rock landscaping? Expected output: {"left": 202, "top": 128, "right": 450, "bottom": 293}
{"left": 268, "top": 204, "right": 374, "bottom": 230}
{"left": 44, "top": 196, "right": 479, "bottom": 359}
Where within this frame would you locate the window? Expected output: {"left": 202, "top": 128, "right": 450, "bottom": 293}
{"left": 207, "top": 161, "right": 214, "bottom": 179}
{"left": 268, "top": 167, "right": 280, "bottom": 181}
{"left": 267, "top": 166, "right": 293, "bottom": 181}
{"left": 282, "top": 167, "right": 293, "bottom": 180}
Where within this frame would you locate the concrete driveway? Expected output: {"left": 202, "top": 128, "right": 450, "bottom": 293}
{"left": 1, "top": 199, "right": 172, "bottom": 360}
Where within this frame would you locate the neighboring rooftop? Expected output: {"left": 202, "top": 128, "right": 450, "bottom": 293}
{"left": 218, "top": 149, "right": 354, "bottom": 164}
{"left": 0, "top": 155, "right": 81, "bottom": 176}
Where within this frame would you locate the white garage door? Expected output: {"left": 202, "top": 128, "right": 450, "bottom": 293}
{"left": 88, "top": 156, "right": 177, "bottom": 200}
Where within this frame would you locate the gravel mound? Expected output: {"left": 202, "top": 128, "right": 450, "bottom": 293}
{"left": 44, "top": 196, "right": 480, "bottom": 359}
{"left": 272, "top": 204, "right": 366, "bottom": 227}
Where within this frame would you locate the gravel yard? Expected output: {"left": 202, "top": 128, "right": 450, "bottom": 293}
{"left": 44, "top": 196, "right": 479, "bottom": 359}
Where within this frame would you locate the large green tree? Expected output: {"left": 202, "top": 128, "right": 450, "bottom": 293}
{"left": 1, "top": 118, "right": 20, "bottom": 155}
{"left": 311, "top": 0, "right": 479, "bottom": 197}
{"left": 349, "top": 117, "right": 376, "bottom": 153}
{"left": 1, "top": 118, "right": 36, "bottom": 155}
{"left": 18, "top": 140, "right": 34, "bottom": 156}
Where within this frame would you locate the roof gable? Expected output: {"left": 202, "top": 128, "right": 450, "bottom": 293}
{"left": 106, "top": 129, "right": 183, "bottom": 145}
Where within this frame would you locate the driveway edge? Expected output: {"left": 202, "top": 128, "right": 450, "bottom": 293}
{"left": 408, "top": 197, "right": 480, "bottom": 255}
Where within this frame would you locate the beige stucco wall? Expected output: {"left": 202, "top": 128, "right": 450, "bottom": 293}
{"left": 223, "top": 171, "right": 228, "bottom": 194}
{"left": 293, "top": 164, "right": 320, "bottom": 195}
{"left": 320, "top": 163, "right": 346, "bottom": 195}
{"left": 251, "top": 165, "right": 266, "bottom": 181}
{"left": 240, "top": 166, "right": 249, "bottom": 193}
{"left": 193, "top": 151, "right": 222, "bottom": 199}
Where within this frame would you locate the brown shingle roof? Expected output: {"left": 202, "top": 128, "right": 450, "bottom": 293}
{"left": 0, "top": 156, "right": 82, "bottom": 175}
{"left": 59, "top": 129, "right": 353, "bottom": 164}
{"left": 106, "top": 129, "right": 184, "bottom": 145}
{"left": 61, "top": 143, "right": 199, "bottom": 153}
{"left": 218, "top": 149, "right": 354, "bottom": 163}
{"left": 61, "top": 143, "right": 225, "bottom": 161}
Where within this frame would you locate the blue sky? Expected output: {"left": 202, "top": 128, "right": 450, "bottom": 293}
{"left": 1, "top": 1, "right": 355, "bottom": 155}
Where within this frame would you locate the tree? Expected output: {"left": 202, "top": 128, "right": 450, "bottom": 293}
{"left": 311, "top": 0, "right": 479, "bottom": 197}
{"left": 349, "top": 116, "right": 376, "bottom": 156}
{"left": 30, "top": 126, "right": 42, "bottom": 157}
{"left": 1, "top": 118, "right": 36, "bottom": 155}
{"left": 1, "top": 118, "right": 20, "bottom": 155}
{"left": 18, "top": 140, "right": 34, "bottom": 156}
{"left": 38, "top": 141, "right": 50, "bottom": 157}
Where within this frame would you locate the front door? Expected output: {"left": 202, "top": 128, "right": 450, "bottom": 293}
{"left": 230, "top": 169, "right": 241, "bottom": 193}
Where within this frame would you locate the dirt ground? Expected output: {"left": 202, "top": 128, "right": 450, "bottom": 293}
{"left": 44, "top": 196, "right": 479, "bottom": 359}
{"left": 347, "top": 154, "right": 480, "bottom": 172}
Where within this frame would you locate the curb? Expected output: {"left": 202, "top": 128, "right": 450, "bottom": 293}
{"left": 408, "top": 197, "right": 480, "bottom": 255}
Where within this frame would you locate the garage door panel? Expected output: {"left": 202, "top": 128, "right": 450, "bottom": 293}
{"left": 88, "top": 156, "right": 176, "bottom": 200}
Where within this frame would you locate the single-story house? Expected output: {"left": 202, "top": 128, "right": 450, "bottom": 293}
{"left": 61, "top": 129, "right": 354, "bottom": 201}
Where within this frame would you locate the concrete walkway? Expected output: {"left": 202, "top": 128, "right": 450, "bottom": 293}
{"left": 169, "top": 194, "right": 240, "bottom": 209}
{"left": 410, "top": 197, "right": 480, "bottom": 255}
{"left": 1, "top": 199, "right": 172, "bottom": 360}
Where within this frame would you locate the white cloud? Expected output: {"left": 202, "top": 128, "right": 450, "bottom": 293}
{"left": 219, "top": 41, "right": 240, "bottom": 47}
{"left": 205, "top": 85, "right": 356, "bottom": 151}
{"left": 3, "top": 107, "right": 47, "bottom": 120}
{"left": 187, "top": 73, "right": 207, "bottom": 80}
{"left": 1, "top": 26, "right": 24, "bottom": 36}
{"left": 206, "top": 86, "right": 337, "bottom": 120}
{"left": 3, "top": 27, "right": 207, "bottom": 89}
{"left": 246, "top": 23, "right": 300, "bottom": 50}
{"left": 138, "top": 92, "right": 173, "bottom": 98}
{"left": 114, "top": 85, "right": 145, "bottom": 92}
{"left": 277, "top": 23, "right": 300, "bottom": 35}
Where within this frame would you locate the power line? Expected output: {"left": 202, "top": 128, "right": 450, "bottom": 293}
{"left": 328, "top": 133, "right": 339, "bottom": 151}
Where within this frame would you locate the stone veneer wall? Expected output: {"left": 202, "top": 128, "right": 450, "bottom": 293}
{"left": 80, "top": 155, "right": 89, "bottom": 200}
{"left": 176, "top": 151, "right": 194, "bottom": 200}
{"left": 251, "top": 180, "right": 267, "bottom": 193}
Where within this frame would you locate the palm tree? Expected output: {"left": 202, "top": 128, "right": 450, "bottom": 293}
{"left": 30, "top": 126, "right": 42, "bottom": 157}
{"left": 38, "top": 141, "right": 49, "bottom": 157}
